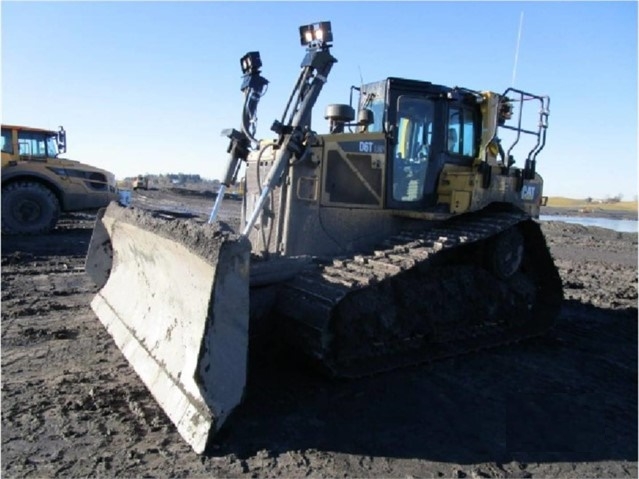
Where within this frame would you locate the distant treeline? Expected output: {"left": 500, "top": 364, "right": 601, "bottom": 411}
{"left": 155, "top": 173, "right": 207, "bottom": 184}
{"left": 123, "top": 173, "right": 221, "bottom": 187}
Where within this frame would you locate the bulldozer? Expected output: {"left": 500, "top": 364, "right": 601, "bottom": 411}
{"left": 1, "top": 124, "right": 119, "bottom": 234}
{"left": 85, "top": 21, "right": 563, "bottom": 453}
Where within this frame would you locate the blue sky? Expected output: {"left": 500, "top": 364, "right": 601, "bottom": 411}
{"left": 2, "top": 1, "right": 637, "bottom": 199}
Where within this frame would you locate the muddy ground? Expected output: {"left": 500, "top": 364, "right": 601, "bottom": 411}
{"left": 1, "top": 188, "right": 637, "bottom": 478}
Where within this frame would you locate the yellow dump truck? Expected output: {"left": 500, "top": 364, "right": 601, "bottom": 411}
{"left": 132, "top": 174, "right": 149, "bottom": 190}
{"left": 1, "top": 124, "right": 119, "bottom": 234}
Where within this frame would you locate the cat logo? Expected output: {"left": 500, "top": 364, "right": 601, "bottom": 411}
{"left": 521, "top": 184, "right": 537, "bottom": 201}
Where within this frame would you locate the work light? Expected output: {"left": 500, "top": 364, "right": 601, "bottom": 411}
{"left": 240, "top": 51, "right": 262, "bottom": 75}
{"left": 299, "top": 21, "right": 332, "bottom": 46}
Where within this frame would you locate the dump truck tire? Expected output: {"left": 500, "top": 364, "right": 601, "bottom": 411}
{"left": 1, "top": 181, "right": 60, "bottom": 235}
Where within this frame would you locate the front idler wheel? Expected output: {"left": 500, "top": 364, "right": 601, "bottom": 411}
{"left": 485, "top": 227, "right": 524, "bottom": 279}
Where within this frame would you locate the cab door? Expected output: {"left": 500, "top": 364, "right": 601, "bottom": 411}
{"left": 385, "top": 93, "right": 441, "bottom": 210}
{"left": 444, "top": 102, "right": 481, "bottom": 164}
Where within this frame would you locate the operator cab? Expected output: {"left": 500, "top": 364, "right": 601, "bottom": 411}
{"left": 1, "top": 125, "right": 67, "bottom": 160}
{"left": 356, "top": 77, "right": 481, "bottom": 212}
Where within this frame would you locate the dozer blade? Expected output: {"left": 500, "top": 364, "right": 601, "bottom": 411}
{"left": 87, "top": 203, "right": 250, "bottom": 453}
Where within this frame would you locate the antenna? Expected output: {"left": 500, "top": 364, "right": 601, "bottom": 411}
{"left": 358, "top": 64, "right": 364, "bottom": 87}
{"left": 511, "top": 11, "right": 524, "bottom": 87}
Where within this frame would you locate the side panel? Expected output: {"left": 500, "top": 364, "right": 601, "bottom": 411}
{"left": 243, "top": 143, "right": 285, "bottom": 256}
{"left": 243, "top": 134, "right": 428, "bottom": 259}
{"left": 320, "top": 134, "right": 386, "bottom": 208}
{"left": 437, "top": 163, "right": 543, "bottom": 217}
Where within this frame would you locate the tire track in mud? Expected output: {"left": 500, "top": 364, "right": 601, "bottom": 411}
{"left": 1, "top": 221, "right": 118, "bottom": 477}
{"left": 0, "top": 219, "right": 183, "bottom": 477}
{"left": 1, "top": 266, "right": 97, "bottom": 348}
{"left": 1, "top": 301, "right": 179, "bottom": 477}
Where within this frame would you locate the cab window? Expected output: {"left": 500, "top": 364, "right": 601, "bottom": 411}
{"left": 392, "top": 96, "right": 434, "bottom": 202}
{"left": 46, "top": 135, "right": 59, "bottom": 156}
{"left": 367, "top": 99, "right": 385, "bottom": 133}
{"left": 18, "top": 131, "right": 48, "bottom": 157}
{"left": 448, "top": 106, "right": 477, "bottom": 157}
{"left": 1, "top": 129, "right": 12, "bottom": 154}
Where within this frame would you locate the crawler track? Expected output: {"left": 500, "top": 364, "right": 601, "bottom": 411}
{"left": 276, "top": 209, "right": 563, "bottom": 377}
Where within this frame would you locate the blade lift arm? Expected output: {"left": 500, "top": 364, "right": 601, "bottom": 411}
{"left": 242, "top": 45, "right": 336, "bottom": 236}
{"left": 208, "top": 57, "right": 269, "bottom": 224}
{"left": 208, "top": 38, "right": 337, "bottom": 235}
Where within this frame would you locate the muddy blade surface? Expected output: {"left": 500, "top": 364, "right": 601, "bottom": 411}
{"left": 89, "top": 204, "right": 250, "bottom": 453}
